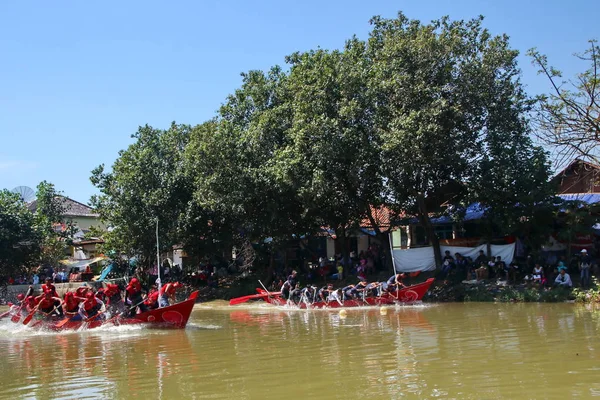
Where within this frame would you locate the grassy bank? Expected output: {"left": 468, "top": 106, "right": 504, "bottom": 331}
{"left": 423, "top": 279, "right": 600, "bottom": 303}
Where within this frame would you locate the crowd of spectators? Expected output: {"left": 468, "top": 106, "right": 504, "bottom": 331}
{"left": 440, "top": 248, "right": 597, "bottom": 289}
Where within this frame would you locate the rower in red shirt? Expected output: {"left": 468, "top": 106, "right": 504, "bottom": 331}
{"left": 62, "top": 292, "right": 86, "bottom": 317}
{"left": 104, "top": 283, "right": 124, "bottom": 314}
{"left": 24, "top": 295, "right": 39, "bottom": 315}
{"left": 125, "top": 277, "right": 147, "bottom": 316}
{"left": 42, "top": 277, "right": 59, "bottom": 298}
{"left": 79, "top": 292, "right": 105, "bottom": 320}
{"left": 144, "top": 289, "right": 160, "bottom": 310}
{"left": 75, "top": 284, "right": 91, "bottom": 298}
{"left": 35, "top": 292, "right": 63, "bottom": 316}
{"left": 158, "top": 282, "right": 181, "bottom": 307}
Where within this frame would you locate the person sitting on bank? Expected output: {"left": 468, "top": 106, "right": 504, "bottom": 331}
{"left": 475, "top": 262, "right": 489, "bottom": 281}
{"left": 532, "top": 264, "right": 544, "bottom": 285}
{"left": 554, "top": 267, "right": 572, "bottom": 288}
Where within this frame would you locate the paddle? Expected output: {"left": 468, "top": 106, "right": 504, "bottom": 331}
{"left": 10, "top": 301, "right": 26, "bottom": 323}
{"left": 55, "top": 315, "right": 76, "bottom": 329}
{"left": 24, "top": 301, "right": 63, "bottom": 326}
{"left": 229, "top": 293, "right": 271, "bottom": 306}
{"left": 22, "top": 305, "right": 41, "bottom": 325}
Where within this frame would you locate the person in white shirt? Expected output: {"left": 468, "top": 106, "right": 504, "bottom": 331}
{"left": 554, "top": 268, "right": 572, "bottom": 287}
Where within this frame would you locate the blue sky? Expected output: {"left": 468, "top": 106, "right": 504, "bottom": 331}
{"left": 0, "top": 0, "right": 597, "bottom": 204}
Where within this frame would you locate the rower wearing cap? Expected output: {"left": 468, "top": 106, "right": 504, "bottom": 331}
{"left": 158, "top": 281, "right": 181, "bottom": 308}
{"left": 104, "top": 283, "right": 124, "bottom": 314}
{"left": 63, "top": 291, "right": 86, "bottom": 320}
{"left": 41, "top": 277, "right": 63, "bottom": 316}
{"left": 125, "top": 277, "right": 147, "bottom": 316}
{"left": 79, "top": 292, "right": 105, "bottom": 320}
{"left": 145, "top": 288, "right": 160, "bottom": 310}
{"left": 35, "top": 291, "right": 63, "bottom": 317}
{"left": 42, "top": 277, "right": 59, "bottom": 298}
{"left": 75, "top": 283, "right": 90, "bottom": 298}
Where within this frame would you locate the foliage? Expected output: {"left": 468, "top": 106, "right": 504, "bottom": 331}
{"left": 89, "top": 12, "right": 557, "bottom": 273}
{"left": 573, "top": 277, "right": 600, "bottom": 303}
{"left": 91, "top": 124, "right": 196, "bottom": 266}
{"left": 367, "top": 13, "right": 552, "bottom": 265}
{"left": 529, "top": 40, "right": 600, "bottom": 165}
{"left": 34, "top": 181, "right": 77, "bottom": 266}
{"left": 0, "top": 190, "right": 41, "bottom": 277}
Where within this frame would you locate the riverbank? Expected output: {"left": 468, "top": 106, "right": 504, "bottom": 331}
{"left": 423, "top": 279, "right": 600, "bottom": 303}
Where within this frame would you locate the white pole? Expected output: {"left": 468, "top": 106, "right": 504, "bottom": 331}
{"left": 156, "top": 218, "right": 162, "bottom": 304}
{"left": 388, "top": 231, "right": 397, "bottom": 274}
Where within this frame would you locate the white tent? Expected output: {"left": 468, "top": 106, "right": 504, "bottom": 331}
{"left": 392, "top": 243, "right": 516, "bottom": 272}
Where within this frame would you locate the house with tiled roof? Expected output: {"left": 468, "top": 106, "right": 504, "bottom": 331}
{"left": 28, "top": 196, "right": 106, "bottom": 258}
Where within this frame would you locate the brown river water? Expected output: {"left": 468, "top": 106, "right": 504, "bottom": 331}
{"left": 0, "top": 302, "right": 599, "bottom": 399}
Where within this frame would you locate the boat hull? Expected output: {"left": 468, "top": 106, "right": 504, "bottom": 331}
{"left": 255, "top": 279, "right": 434, "bottom": 309}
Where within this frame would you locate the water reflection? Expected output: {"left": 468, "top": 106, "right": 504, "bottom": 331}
{"left": 1, "top": 303, "right": 600, "bottom": 399}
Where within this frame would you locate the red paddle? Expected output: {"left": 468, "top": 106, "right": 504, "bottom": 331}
{"left": 22, "top": 307, "right": 39, "bottom": 325}
{"left": 229, "top": 293, "right": 271, "bottom": 306}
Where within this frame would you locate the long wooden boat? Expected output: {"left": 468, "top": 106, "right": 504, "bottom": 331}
{"left": 231, "top": 279, "right": 434, "bottom": 309}
{"left": 10, "top": 291, "right": 199, "bottom": 331}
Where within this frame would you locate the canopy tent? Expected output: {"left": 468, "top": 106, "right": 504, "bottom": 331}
{"left": 59, "top": 256, "right": 107, "bottom": 271}
{"left": 392, "top": 243, "right": 516, "bottom": 272}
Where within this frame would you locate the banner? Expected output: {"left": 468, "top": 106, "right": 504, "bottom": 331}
{"left": 392, "top": 243, "right": 516, "bottom": 272}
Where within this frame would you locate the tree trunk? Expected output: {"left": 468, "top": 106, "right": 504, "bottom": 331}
{"left": 365, "top": 206, "right": 394, "bottom": 274}
{"left": 416, "top": 193, "right": 442, "bottom": 268}
{"left": 338, "top": 225, "right": 349, "bottom": 270}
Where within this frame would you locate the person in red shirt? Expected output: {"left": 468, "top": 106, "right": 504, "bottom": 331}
{"left": 79, "top": 292, "right": 105, "bottom": 320}
{"left": 24, "top": 295, "right": 39, "bottom": 315}
{"left": 158, "top": 282, "right": 181, "bottom": 307}
{"left": 35, "top": 292, "right": 63, "bottom": 316}
{"left": 42, "top": 277, "right": 59, "bottom": 297}
{"left": 41, "top": 277, "right": 63, "bottom": 317}
{"left": 75, "top": 284, "right": 91, "bottom": 298}
{"left": 125, "top": 277, "right": 147, "bottom": 316}
{"left": 62, "top": 292, "right": 86, "bottom": 318}
{"left": 144, "top": 289, "right": 159, "bottom": 310}
{"left": 104, "top": 283, "right": 124, "bottom": 314}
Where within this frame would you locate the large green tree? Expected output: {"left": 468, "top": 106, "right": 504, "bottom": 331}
{"left": 368, "top": 13, "right": 551, "bottom": 266}
{"left": 275, "top": 40, "right": 389, "bottom": 266}
{"left": 91, "top": 123, "right": 194, "bottom": 266}
{"left": 0, "top": 190, "right": 41, "bottom": 278}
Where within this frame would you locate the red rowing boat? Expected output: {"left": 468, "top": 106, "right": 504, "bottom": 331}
{"left": 230, "top": 279, "right": 434, "bottom": 309}
{"left": 9, "top": 291, "right": 199, "bottom": 331}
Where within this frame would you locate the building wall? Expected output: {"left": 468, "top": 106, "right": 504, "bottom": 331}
{"left": 557, "top": 165, "right": 600, "bottom": 194}
{"left": 68, "top": 216, "right": 105, "bottom": 232}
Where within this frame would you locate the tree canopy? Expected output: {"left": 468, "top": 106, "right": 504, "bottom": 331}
{"left": 91, "top": 12, "right": 555, "bottom": 271}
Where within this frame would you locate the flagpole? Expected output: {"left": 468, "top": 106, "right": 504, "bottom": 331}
{"left": 156, "top": 218, "right": 162, "bottom": 304}
{"left": 389, "top": 231, "right": 397, "bottom": 274}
